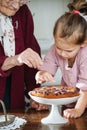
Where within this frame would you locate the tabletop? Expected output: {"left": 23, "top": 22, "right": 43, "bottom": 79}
{"left": 1, "top": 107, "right": 87, "bottom": 130}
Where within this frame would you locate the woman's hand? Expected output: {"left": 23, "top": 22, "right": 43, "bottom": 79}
{"left": 35, "top": 71, "right": 55, "bottom": 84}
{"left": 17, "top": 48, "right": 43, "bottom": 68}
{"left": 30, "top": 98, "right": 49, "bottom": 111}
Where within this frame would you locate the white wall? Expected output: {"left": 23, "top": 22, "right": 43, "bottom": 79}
{"left": 27, "top": 0, "right": 70, "bottom": 85}
{"left": 28, "top": 0, "right": 70, "bottom": 57}
{"left": 28, "top": 0, "right": 70, "bottom": 40}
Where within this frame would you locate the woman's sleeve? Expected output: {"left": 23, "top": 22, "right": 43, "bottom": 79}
{"left": 20, "top": 5, "right": 41, "bottom": 94}
{"left": 19, "top": 5, "right": 41, "bottom": 54}
{"left": 0, "top": 44, "right": 12, "bottom": 77}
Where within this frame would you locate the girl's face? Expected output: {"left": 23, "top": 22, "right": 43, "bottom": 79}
{"left": 55, "top": 37, "right": 82, "bottom": 60}
{"left": 0, "top": 0, "right": 24, "bottom": 16}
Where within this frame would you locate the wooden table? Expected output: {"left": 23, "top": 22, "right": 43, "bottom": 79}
{"left": 2, "top": 107, "right": 87, "bottom": 130}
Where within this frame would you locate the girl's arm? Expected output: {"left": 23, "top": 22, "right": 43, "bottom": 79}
{"left": 63, "top": 90, "right": 87, "bottom": 118}
{"left": 75, "top": 90, "right": 87, "bottom": 113}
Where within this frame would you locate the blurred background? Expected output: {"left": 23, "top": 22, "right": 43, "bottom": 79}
{"left": 27, "top": 0, "right": 70, "bottom": 86}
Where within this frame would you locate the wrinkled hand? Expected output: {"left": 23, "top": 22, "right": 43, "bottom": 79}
{"left": 35, "top": 71, "right": 55, "bottom": 84}
{"left": 17, "top": 48, "right": 43, "bottom": 68}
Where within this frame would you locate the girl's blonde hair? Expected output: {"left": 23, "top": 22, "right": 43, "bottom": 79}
{"left": 68, "top": 0, "right": 87, "bottom": 15}
{"left": 53, "top": 0, "right": 87, "bottom": 45}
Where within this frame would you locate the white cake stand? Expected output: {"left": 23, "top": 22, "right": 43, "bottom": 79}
{"left": 29, "top": 92, "right": 79, "bottom": 124}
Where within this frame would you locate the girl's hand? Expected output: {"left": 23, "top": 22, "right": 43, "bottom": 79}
{"left": 63, "top": 108, "right": 83, "bottom": 118}
{"left": 17, "top": 48, "right": 43, "bottom": 68}
{"left": 35, "top": 71, "right": 55, "bottom": 84}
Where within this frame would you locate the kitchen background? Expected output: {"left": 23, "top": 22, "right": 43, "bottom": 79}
{"left": 27, "top": 0, "right": 70, "bottom": 86}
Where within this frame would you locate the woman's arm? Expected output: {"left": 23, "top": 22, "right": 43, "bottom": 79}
{"left": 1, "top": 55, "right": 21, "bottom": 71}
{"left": 1, "top": 48, "right": 43, "bottom": 71}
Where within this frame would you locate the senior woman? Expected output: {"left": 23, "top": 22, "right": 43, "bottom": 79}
{"left": 0, "top": 0, "right": 43, "bottom": 110}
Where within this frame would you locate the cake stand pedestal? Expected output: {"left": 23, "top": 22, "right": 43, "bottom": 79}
{"left": 41, "top": 104, "right": 68, "bottom": 124}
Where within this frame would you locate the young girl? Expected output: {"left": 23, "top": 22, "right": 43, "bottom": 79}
{"left": 35, "top": 1, "right": 87, "bottom": 118}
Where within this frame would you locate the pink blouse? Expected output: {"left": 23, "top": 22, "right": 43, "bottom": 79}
{"left": 39, "top": 44, "right": 87, "bottom": 90}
